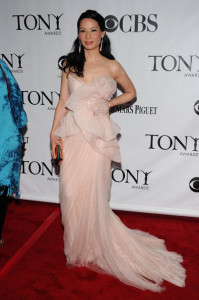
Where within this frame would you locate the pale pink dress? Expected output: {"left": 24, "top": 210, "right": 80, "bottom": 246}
{"left": 55, "top": 74, "right": 186, "bottom": 292}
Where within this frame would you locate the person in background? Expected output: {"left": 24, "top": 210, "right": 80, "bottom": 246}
{"left": 0, "top": 59, "right": 27, "bottom": 247}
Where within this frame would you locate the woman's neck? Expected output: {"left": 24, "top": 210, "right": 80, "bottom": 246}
{"left": 84, "top": 48, "right": 102, "bottom": 63}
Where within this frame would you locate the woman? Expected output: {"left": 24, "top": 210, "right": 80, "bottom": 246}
{"left": 0, "top": 59, "right": 27, "bottom": 247}
{"left": 50, "top": 10, "right": 185, "bottom": 291}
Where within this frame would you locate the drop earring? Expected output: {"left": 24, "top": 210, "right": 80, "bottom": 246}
{"left": 100, "top": 38, "right": 103, "bottom": 52}
{"left": 79, "top": 39, "right": 81, "bottom": 53}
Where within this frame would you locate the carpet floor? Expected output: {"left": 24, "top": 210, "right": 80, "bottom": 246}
{"left": 0, "top": 199, "right": 198, "bottom": 300}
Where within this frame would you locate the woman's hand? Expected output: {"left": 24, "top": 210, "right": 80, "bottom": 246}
{"left": 107, "top": 99, "right": 114, "bottom": 108}
{"left": 50, "top": 132, "right": 62, "bottom": 159}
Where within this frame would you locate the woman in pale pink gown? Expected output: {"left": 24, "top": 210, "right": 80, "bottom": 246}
{"left": 50, "top": 10, "right": 186, "bottom": 292}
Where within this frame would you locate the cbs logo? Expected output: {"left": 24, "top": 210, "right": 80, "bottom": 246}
{"left": 189, "top": 177, "right": 199, "bottom": 193}
{"left": 105, "top": 14, "right": 158, "bottom": 33}
{"left": 194, "top": 100, "right": 199, "bottom": 115}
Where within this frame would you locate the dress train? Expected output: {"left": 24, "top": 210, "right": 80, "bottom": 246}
{"left": 55, "top": 75, "right": 185, "bottom": 291}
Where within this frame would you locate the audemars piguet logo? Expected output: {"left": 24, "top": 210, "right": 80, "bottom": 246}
{"left": 12, "top": 14, "right": 63, "bottom": 35}
{"left": 111, "top": 104, "right": 158, "bottom": 115}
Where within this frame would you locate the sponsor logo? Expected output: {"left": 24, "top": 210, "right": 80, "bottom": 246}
{"left": 12, "top": 14, "right": 63, "bottom": 35}
{"left": 112, "top": 168, "right": 152, "bottom": 190}
{"left": 111, "top": 104, "right": 157, "bottom": 115}
{"left": 189, "top": 177, "right": 199, "bottom": 193}
{"left": 194, "top": 100, "right": 199, "bottom": 115}
{"left": 148, "top": 55, "right": 199, "bottom": 77}
{"left": 23, "top": 136, "right": 29, "bottom": 144}
{"left": 105, "top": 14, "right": 158, "bottom": 33}
{"left": 21, "top": 160, "right": 59, "bottom": 181}
{"left": 22, "top": 91, "right": 59, "bottom": 109}
{"left": 1, "top": 53, "right": 25, "bottom": 74}
{"left": 145, "top": 134, "right": 199, "bottom": 157}
{"left": 21, "top": 136, "right": 29, "bottom": 158}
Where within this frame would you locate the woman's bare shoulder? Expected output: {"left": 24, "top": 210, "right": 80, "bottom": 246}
{"left": 106, "top": 60, "right": 125, "bottom": 78}
{"left": 61, "top": 65, "right": 70, "bottom": 78}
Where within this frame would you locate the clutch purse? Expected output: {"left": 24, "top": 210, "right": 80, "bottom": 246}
{"left": 54, "top": 144, "right": 63, "bottom": 166}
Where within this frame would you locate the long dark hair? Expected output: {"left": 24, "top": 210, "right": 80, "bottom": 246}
{"left": 58, "top": 10, "right": 115, "bottom": 77}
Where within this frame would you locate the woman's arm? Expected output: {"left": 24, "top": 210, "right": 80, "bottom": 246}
{"left": 108, "top": 61, "right": 136, "bottom": 108}
{"left": 50, "top": 70, "right": 69, "bottom": 157}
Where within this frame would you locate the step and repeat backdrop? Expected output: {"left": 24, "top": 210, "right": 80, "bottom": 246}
{"left": 1, "top": 0, "right": 199, "bottom": 217}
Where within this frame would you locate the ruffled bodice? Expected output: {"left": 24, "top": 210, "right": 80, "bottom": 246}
{"left": 55, "top": 75, "right": 121, "bottom": 162}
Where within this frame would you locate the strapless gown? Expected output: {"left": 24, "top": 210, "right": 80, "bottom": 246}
{"left": 55, "top": 74, "right": 186, "bottom": 292}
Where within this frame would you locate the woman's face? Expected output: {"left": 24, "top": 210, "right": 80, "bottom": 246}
{"left": 78, "top": 18, "right": 105, "bottom": 51}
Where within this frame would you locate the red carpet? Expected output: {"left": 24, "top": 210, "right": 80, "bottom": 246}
{"left": 0, "top": 199, "right": 198, "bottom": 300}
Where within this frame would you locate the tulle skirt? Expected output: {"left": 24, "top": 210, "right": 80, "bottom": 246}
{"left": 59, "top": 132, "right": 186, "bottom": 292}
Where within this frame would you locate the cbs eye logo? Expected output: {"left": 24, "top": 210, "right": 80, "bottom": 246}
{"left": 105, "top": 14, "right": 158, "bottom": 33}
{"left": 105, "top": 15, "right": 118, "bottom": 32}
{"left": 189, "top": 177, "right": 199, "bottom": 193}
{"left": 194, "top": 100, "right": 199, "bottom": 115}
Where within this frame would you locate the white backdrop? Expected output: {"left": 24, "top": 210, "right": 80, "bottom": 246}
{"left": 1, "top": 0, "right": 199, "bottom": 217}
